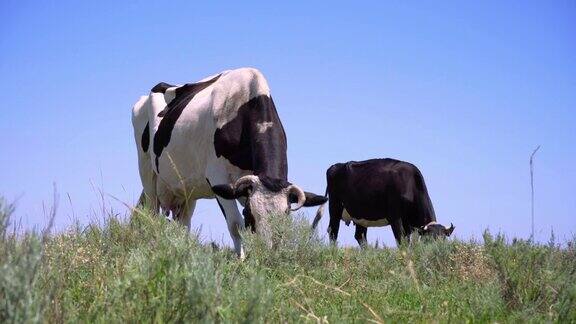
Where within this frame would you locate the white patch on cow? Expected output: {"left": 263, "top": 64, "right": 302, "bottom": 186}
{"left": 342, "top": 208, "right": 353, "bottom": 222}
{"left": 149, "top": 92, "right": 169, "bottom": 129}
{"left": 132, "top": 95, "right": 157, "bottom": 208}
{"left": 256, "top": 121, "right": 274, "bottom": 133}
{"left": 342, "top": 208, "right": 389, "bottom": 227}
{"left": 163, "top": 86, "right": 180, "bottom": 104}
{"left": 423, "top": 221, "right": 437, "bottom": 230}
{"left": 353, "top": 218, "right": 390, "bottom": 227}
{"left": 247, "top": 178, "right": 291, "bottom": 221}
{"left": 212, "top": 68, "right": 271, "bottom": 129}
{"left": 231, "top": 175, "right": 295, "bottom": 248}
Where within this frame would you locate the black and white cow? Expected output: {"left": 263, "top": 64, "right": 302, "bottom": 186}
{"left": 132, "top": 68, "right": 326, "bottom": 258}
{"left": 312, "top": 158, "right": 454, "bottom": 246}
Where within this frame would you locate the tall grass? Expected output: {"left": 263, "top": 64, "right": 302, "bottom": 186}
{"left": 0, "top": 198, "right": 574, "bottom": 322}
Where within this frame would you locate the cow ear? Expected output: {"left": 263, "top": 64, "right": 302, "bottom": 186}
{"left": 211, "top": 184, "right": 236, "bottom": 200}
{"left": 301, "top": 192, "right": 328, "bottom": 207}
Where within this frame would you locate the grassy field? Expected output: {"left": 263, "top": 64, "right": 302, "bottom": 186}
{"left": 1, "top": 198, "right": 575, "bottom": 323}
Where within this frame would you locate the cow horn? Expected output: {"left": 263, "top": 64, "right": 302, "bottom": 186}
{"left": 288, "top": 185, "right": 306, "bottom": 211}
{"left": 233, "top": 175, "right": 258, "bottom": 196}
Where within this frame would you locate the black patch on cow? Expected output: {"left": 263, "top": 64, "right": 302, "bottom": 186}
{"left": 287, "top": 190, "right": 327, "bottom": 206}
{"left": 141, "top": 122, "right": 150, "bottom": 152}
{"left": 302, "top": 192, "right": 328, "bottom": 206}
{"left": 153, "top": 74, "right": 221, "bottom": 172}
{"left": 151, "top": 82, "right": 176, "bottom": 93}
{"left": 243, "top": 203, "right": 256, "bottom": 232}
{"left": 259, "top": 175, "right": 290, "bottom": 192}
{"left": 213, "top": 95, "right": 288, "bottom": 180}
{"left": 206, "top": 178, "right": 227, "bottom": 220}
{"left": 211, "top": 184, "right": 237, "bottom": 199}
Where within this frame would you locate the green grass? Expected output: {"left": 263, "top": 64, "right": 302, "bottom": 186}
{"left": 1, "top": 197, "right": 575, "bottom": 323}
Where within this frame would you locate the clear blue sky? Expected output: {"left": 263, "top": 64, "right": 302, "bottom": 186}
{"left": 1, "top": 1, "right": 574, "bottom": 246}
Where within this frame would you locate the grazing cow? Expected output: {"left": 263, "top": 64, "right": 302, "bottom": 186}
{"left": 312, "top": 158, "right": 454, "bottom": 246}
{"left": 132, "top": 68, "right": 326, "bottom": 258}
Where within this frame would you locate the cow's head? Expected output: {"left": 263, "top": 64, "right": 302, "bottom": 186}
{"left": 211, "top": 175, "right": 327, "bottom": 241}
{"left": 417, "top": 222, "right": 455, "bottom": 239}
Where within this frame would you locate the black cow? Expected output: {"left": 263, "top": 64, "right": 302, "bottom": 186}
{"left": 312, "top": 158, "right": 454, "bottom": 246}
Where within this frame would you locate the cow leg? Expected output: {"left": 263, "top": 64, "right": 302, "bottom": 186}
{"left": 174, "top": 200, "right": 197, "bottom": 230}
{"left": 137, "top": 190, "right": 147, "bottom": 207}
{"left": 135, "top": 190, "right": 159, "bottom": 214}
{"left": 217, "top": 197, "right": 245, "bottom": 259}
{"left": 354, "top": 225, "right": 368, "bottom": 248}
{"left": 402, "top": 220, "right": 414, "bottom": 244}
{"left": 137, "top": 155, "right": 159, "bottom": 213}
{"left": 391, "top": 217, "right": 407, "bottom": 246}
{"left": 206, "top": 173, "right": 245, "bottom": 259}
{"left": 328, "top": 196, "right": 343, "bottom": 244}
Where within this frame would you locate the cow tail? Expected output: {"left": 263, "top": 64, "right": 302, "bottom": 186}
{"left": 311, "top": 188, "right": 329, "bottom": 230}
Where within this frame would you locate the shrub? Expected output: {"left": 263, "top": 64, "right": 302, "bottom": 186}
{"left": 0, "top": 201, "right": 574, "bottom": 322}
